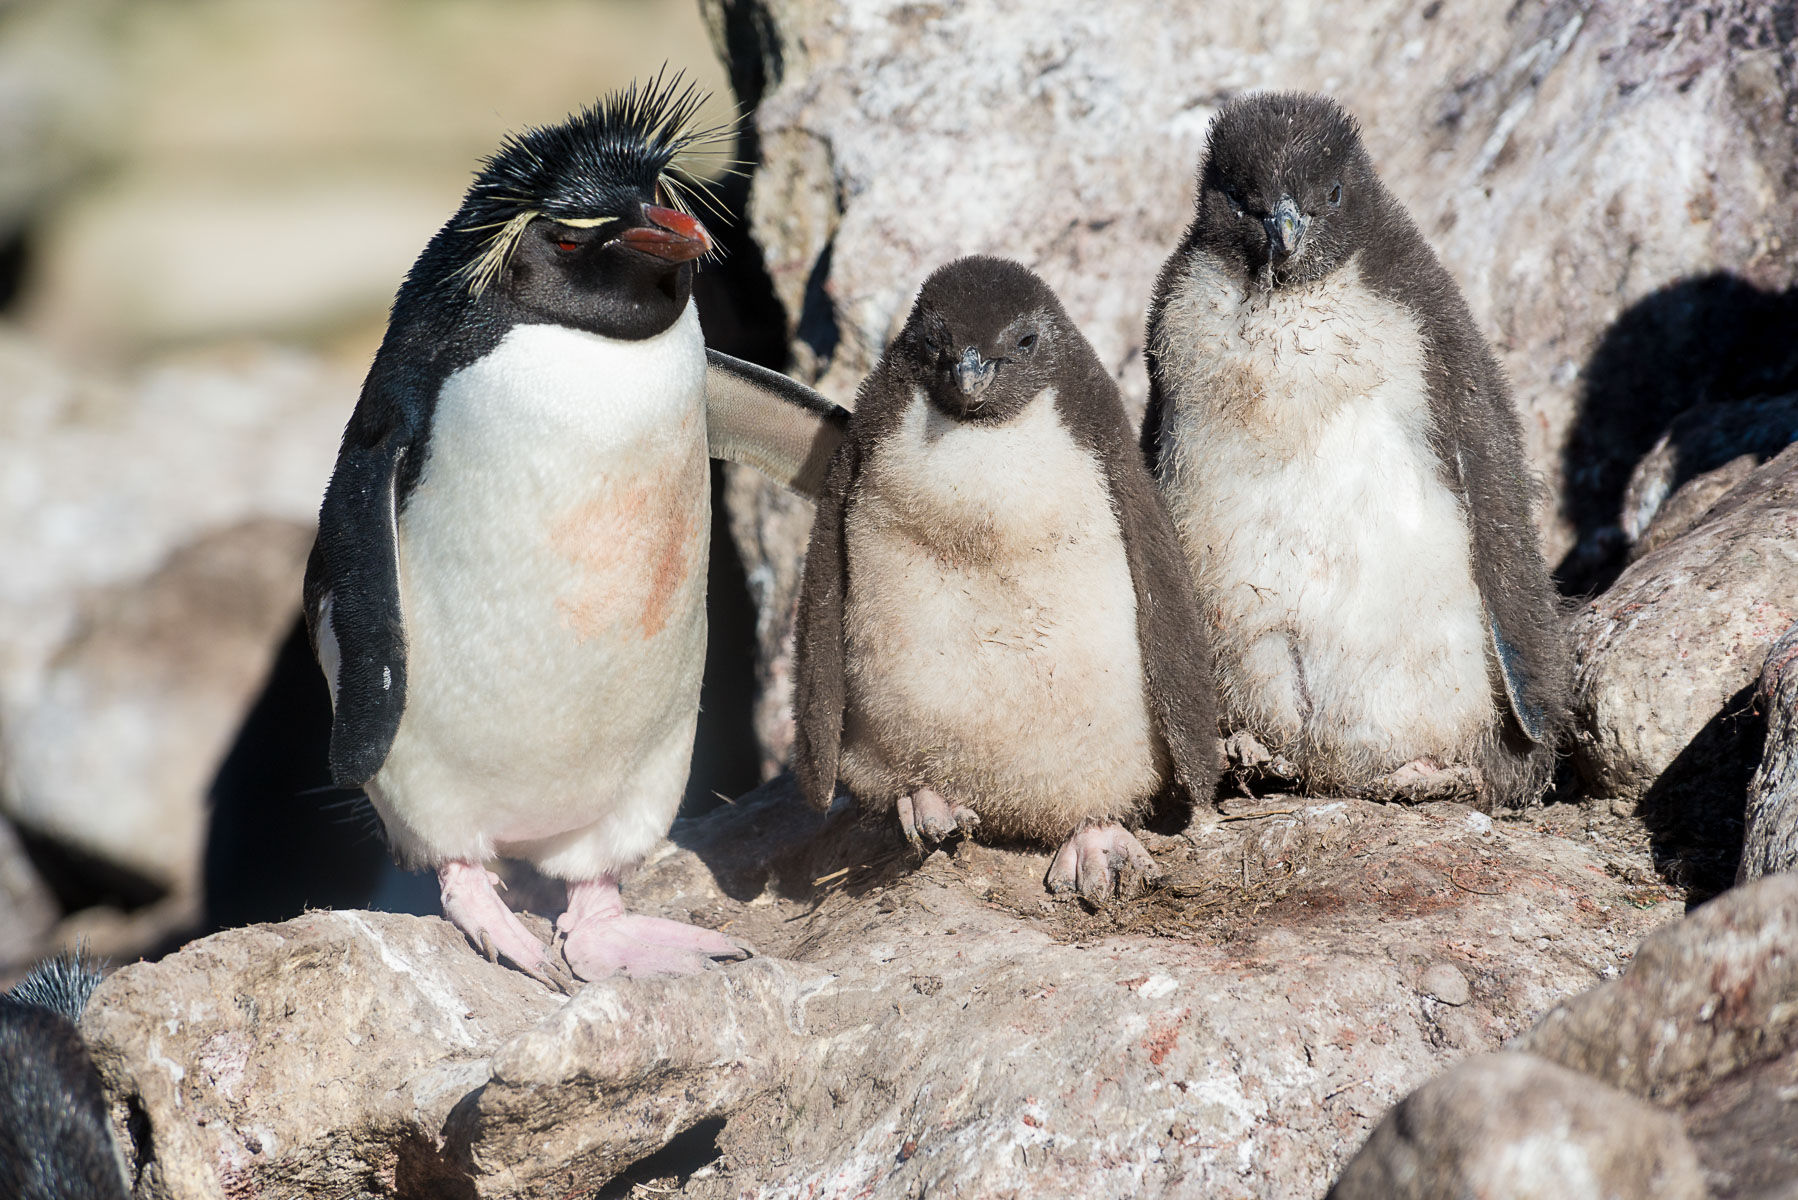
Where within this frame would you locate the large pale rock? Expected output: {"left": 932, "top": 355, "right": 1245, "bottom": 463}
{"left": 1741, "top": 625, "right": 1798, "bottom": 881}
{"left": 83, "top": 911, "right": 566, "bottom": 1200}
{"left": 1516, "top": 872, "right": 1798, "bottom": 1106}
{"left": 1331, "top": 872, "right": 1798, "bottom": 1200}
{"left": 1328, "top": 1052, "right": 1707, "bottom": 1200}
{"left": 87, "top": 780, "right": 1682, "bottom": 1198}
{"left": 0, "top": 334, "right": 349, "bottom": 910}
{"left": 1572, "top": 443, "right": 1798, "bottom": 881}
{"left": 707, "top": 0, "right": 1798, "bottom": 765}
{"left": 6, "top": 519, "right": 313, "bottom": 896}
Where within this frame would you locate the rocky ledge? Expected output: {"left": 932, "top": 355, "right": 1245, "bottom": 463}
{"left": 84, "top": 778, "right": 1702, "bottom": 1199}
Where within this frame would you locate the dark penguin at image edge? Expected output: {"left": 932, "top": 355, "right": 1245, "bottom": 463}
{"left": 1143, "top": 91, "right": 1570, "bottom": 807}
{"left": 0, "top": 950, "right": 131, "bottom": 1200}
{"left": 304, "top": 73, "right": 845, "bottom": 986}
{"left": 794, "top": 256, "right": 1220, "bottom": 899}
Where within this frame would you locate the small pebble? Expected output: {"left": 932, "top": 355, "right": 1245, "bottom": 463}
{"left": 1420, "top": 961, "right": 1471, "bottom": 1006}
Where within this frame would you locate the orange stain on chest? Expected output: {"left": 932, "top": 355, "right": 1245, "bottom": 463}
{"left": 548, "top": 460, "right": 703, "bottom": 643}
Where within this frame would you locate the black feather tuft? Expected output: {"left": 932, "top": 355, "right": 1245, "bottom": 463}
{"left": 421, "top": 68, "right": 734, "bottom": 300}
{"left": 5, "top": 944, "right": 106, "bottom": 1023}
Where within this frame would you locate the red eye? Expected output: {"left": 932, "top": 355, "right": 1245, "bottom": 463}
{"left": 555, "top": 241, "right": 579, "bottom": 252}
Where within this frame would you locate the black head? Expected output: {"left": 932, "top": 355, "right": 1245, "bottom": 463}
{"left": 401, "top": 71, "right": 729, "bottom": 340}
{"left": 1189, "top": 92, "right": 1379, "bottom": 290}
{"left": 893, "top": 257, "right": 1072, "bottom": 425}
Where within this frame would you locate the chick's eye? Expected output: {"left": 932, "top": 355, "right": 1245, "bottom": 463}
{"left": 1329, "top": 182, "right": 1342, "bottom": 207}
{"left": 1017, "top": 333, "right": 1038, "bottom": 352}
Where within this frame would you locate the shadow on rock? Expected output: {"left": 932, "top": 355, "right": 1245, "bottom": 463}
{"left": 1557, "top": 272, "right": 1798, "bottom": 595}
{"left": 1636, "top": 681, "right": 1763, "bottom": 903}
{"left": 666, "top": 775, "right": 909, "bottom": 907}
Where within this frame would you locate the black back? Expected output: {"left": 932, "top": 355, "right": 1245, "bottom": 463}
{"left": 304, "top": 74, "right": 725, "bottom": 787}
{"left": 1144, "top": 93, "right": 1570, "bottom": 761}
{"left": 795, "top": 257, "right": 1220, "bottom": 814}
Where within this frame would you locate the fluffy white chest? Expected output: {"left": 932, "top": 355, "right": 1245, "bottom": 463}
{"left": 839, "top": 392, "right": 1162, "bottom": 835}
{"left": 1154, "top": 253, "right": 1492, "bottom": 776}
{"left": 372, "top": 307, "right": 710, "bottom": 865}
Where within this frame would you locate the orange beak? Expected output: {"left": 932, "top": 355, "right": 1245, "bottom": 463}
{"left": 611, "top": 204, "right": 712, "bottom": 262}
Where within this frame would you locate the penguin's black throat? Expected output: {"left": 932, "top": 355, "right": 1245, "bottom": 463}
{"left": 501, "top": 203, "right": 709, "bottom": 340}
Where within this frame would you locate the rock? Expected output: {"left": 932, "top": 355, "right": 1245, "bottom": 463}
{"left": 707, "top": 0, "right": 1798, "bottom": 764}
{"left": 83, "top": 911, "right": 567, "bottom": 1200}
{"left": 719, "top": 463, "right": 815, "bottom": 775}
{"left": 1571, "top": 442, "right": 1798, "bottom": 890}
{"left": 1516, "top": 872, "right": 1798, "bottom": 1106}
{"left": 0, "top": 334, "right": 349, "bottom": 923}
{"left": 1623, "top": 393, "right": 1798, "bottom": 558}
{"left": 1419, "top": 962, "right": 1471, "bottom": 1008}
{"left": 1327, "top": 1052, "right": 1707, "bottom": 1200}
{"left": 6, "top": 519, "right": 313, "bottom": 897}
{"left": 85, "top": 779, "right": 1681, "bottom": 1198}
{"left": 447, "top": 959, "right": 827, "bottom": 1197}
{"left": 0, "top": 816, "right": 57, "bottom": 976}
{"left": 0, "top": 0, "right": 119, "bottom": 238}
{"left": 1740, "top": 624, "right": 1798, "bottom": 881}
{"left": 1331, "top": 871, "right": 1798, "bottom": 1200}
{"left": 1679, "top": 1040, "right": 1798, "bottom": 1200}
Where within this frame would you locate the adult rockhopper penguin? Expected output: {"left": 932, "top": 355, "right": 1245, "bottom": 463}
{"left": 1142, "top": 92, "right": 1570, "bottom": 808}
{"left": 304, "top": 76, "right": 844, "bottom": 984}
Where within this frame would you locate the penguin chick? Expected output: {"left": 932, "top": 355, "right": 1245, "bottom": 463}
{"left": 1143, "top": 92, "right": 1570, "bottom": 807}
{"left": 794, "top": 257, "right": 1220, "bottom": 900}
{"left": 1, "top": 950, "right": 130, "bottom": 1200}
{"left": 305, "top": 75, "right": 843, "bottom": 986}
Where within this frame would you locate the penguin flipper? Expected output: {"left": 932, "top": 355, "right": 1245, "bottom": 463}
{"left": 704, "top": 349, "right": 849, "bottom": 499}
{"left": 1102, "top": 440, "right": 1222, "bottom": 807}
{"left": 305, "top": 437, "right": 409, "bottom": 788}
{"left": 790, "top": 434, "right": 859, "bottom": 810}
{"left": 1489, "top": 612, "right": 1549, "bottom": 745}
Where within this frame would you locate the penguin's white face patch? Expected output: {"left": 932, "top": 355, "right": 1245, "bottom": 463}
{"left": 837, "top": 390, "right": 1163, "bottom": 840}
{"left": 1153, "top": 251, "right": 1492, "bottom": 781}
{"left": 370, "top": 305, "right": 709, "bottom": 876}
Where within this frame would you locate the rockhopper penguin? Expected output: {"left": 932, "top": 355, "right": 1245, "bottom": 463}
{"left": 304, "top": 76, "right": 845, "bottom": 984}
{"left": 0, "top": 950, "right": 129, "bottom": 1200}
{"left": 1142, "top": 92, "right": 1570, "bottom": 807}
{"left": 794, "top": 257, "right": 1220, "bottom": 899}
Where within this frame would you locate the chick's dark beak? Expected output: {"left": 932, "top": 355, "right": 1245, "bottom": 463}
{"left": 954, "top": 346, "right": 997, "bottom": 406}
{"left": 612, "top": 204, "right": 712, "bottom": 263}
{"left": 1264, "top": 196, "right": 1307, "bottom": 261}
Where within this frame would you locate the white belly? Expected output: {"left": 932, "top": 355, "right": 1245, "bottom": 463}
{"left": 1154, "top": 252, "right": 1492, "bottom": 783}
{"left": 840, "top": 391, "right": 1163, "bottom": 840}
{"left": 371, "top": 308, "right": 710, "bottom": 876}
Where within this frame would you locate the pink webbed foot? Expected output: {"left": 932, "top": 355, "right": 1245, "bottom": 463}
{"left": 895, "top": 788, "right": 981, "bottom": 851}
{"left": 1045, "top": 821, "right": 1163, "bottom": 902}
{"left": 438, "top": 860, "right": 577, "bottom": 993}
{"left": 556, "top": 876, "right": 751, "bottom": 981}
